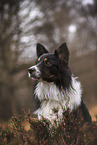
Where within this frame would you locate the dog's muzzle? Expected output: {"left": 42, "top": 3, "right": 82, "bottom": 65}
{"left": 28, "top": 65, "right": 40, "bottom": 79}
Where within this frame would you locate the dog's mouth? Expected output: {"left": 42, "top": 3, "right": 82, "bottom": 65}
{"left": 28, "top": 72, "right": 40, "bottom": 80}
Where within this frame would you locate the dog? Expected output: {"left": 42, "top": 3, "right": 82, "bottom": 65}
{"left": 28, "top": 42, "right": 92, "bottom": 125}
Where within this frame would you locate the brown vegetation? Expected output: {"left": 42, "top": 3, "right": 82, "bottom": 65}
{"left": 0, "top": 111, "right": 97, "bottom": 145}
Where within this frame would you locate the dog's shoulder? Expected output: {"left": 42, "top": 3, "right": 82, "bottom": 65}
{"left": 73, "top": 100, "right": 92, "bottom": 122}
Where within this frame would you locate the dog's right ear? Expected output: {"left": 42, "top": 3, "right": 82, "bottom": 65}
{"left": 36, "top": 43, "right": 49, "bottom": 57}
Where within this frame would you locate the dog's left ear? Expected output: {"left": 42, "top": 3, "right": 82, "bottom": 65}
{"left": 55, "top": 42, "right": 69, "bottom": 63}
{"left": 36, "top": 43, "right": 49, "bottom": 57}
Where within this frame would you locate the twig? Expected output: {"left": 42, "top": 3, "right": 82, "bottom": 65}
{"left": 61, "top": 133, "right": 67, "bottom": 145}
{"left": 76, "top": 136, "right": 79, "bottom": 145}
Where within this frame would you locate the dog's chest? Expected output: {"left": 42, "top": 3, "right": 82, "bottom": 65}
{"left": 35, "top": 82, "right": 66, "bottom": 101}
{"left": 34, "top": 78, "right": 82, "bottom": 124}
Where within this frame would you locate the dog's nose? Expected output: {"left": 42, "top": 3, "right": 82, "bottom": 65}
{"left": 28, "top": 68, "right": 35, "bottom": 74}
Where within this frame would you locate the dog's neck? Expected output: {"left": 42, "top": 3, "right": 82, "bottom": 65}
{"left": 34, "top": 77, "right": 82, "bottom": 111}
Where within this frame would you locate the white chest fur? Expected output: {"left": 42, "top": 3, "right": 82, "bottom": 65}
{"left": 34, "top": 77, "right": 82, "bottom": 124}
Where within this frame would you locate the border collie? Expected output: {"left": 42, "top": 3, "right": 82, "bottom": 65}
{"left": 28, "top": 42, "right": 92, "bottom": 125}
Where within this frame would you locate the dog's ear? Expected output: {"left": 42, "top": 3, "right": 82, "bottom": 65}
{"left": 55, "top": 42, "right": 69, "bottom": 63}
{"left": 36, "top": 43, "right": 49, "bottom": 57}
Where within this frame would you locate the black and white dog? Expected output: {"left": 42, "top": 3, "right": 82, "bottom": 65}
{"left": 28, "top": 43, "right": 92, "bottom": 125}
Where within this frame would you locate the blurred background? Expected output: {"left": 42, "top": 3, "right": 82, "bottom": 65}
{"left": 0, "top": 0, "right": 97, "bottom": 122}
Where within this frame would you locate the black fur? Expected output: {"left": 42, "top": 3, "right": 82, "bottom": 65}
{"left": 73, "top": 100, "right": 92, "bottom": 122}
{"left": 37, "top": 43, "right": 49, "bottom": 57}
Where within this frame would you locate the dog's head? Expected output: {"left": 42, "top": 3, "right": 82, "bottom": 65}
{"left": 28, "top": 43, "right": 72, "bottom": 88}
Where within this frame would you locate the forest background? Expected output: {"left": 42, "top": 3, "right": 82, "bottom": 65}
{"left": 0, "top": 0, "right": 97, "bottom": 123}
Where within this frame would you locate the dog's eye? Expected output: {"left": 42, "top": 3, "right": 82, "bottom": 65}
{"left": 44, "top": 58, "right": 52, "bottom": 67}
{"left": 38, "top": 57, "right": 40, "bottom": 62}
